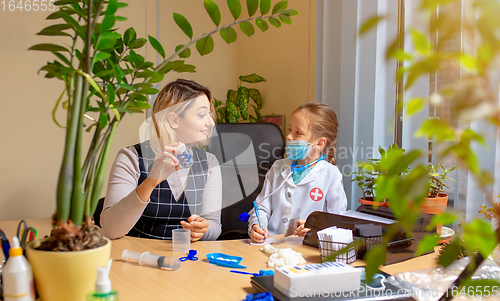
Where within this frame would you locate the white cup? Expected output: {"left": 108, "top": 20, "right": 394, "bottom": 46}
{"left": 172, "top": 229, "right": 190, "bottom": 252}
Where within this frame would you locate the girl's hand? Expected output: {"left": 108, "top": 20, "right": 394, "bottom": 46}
{"left": 181, "top": 214, "right": 209, "bottom": 242}
{"left": 293, "top": 219, "right": 311, "bottom": 237}
{"left": 148, "top": 143, "right": 182, "bottom": 183}
{"left": 250, "top": 224, "right": 268, "bottom": 243}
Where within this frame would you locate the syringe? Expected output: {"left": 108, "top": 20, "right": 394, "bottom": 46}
{"left": 122, "top": 249, "right": 181, "bottom": 270}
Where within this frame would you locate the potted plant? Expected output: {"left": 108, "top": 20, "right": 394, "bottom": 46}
{"left": 214, "top": 73, "right": 266, "bottom": 123}
{"left": 25, "top": 1, "right": 299, "bottom": 300}
{"left": 351, "top": 143, "right": 456, "bottom": 216}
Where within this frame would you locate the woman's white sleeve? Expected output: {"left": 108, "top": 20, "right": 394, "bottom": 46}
{"left": 199, "top": 153, "right": 222, "bottom": 241}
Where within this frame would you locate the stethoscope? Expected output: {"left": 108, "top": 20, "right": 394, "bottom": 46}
{"left": 239, "top": 154, "right": 326, "bottom": 223}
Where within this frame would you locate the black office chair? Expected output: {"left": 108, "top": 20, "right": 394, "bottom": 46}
{"left": 208, "top": 123, "right": 285, "bottom": 240}
{"left": 93, "top": 197, "right": 105, "bottom": 228}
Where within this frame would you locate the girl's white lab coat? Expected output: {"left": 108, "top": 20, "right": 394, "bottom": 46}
{"left": 248, "top": 159, "right": 347, "bottom": 236}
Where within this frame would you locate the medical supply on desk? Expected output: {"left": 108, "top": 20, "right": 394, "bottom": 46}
{"left": 274, "top": 261, "right": 361, "bottom": 298}
{"left": 206, "top": 253, "right": 247, "bottom": 269}
{"left": 87, "top": 260, "right": 118, "bottom": 301}
{"left": 260, "top": 244, "right": 306, "bottom": 267}
{"left": 179, "top": 250, "right": 198, "bottom": 262}
{"left": 122, "top": 249, "right": 181, "bottom": 270}
{"left": 174, "top": 143, "right": 193, "bottom": 169}
{"left": 243, "top": 291, "right": 273, "bottom": 301}
{"left": 172, "top": 229, "right": 190, "bottom": 252}
{"left": 2, "top": 237, "right": 35, "bottom": 301}
{"left": 230, "top": 270, "right": 274, "bottom": 277}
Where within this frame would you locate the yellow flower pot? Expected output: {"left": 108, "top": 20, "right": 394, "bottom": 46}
{"left": 26, "top": 238, "right": 111, "bottom": 301}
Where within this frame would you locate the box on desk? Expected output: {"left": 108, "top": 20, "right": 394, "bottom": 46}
{"left": 303, "top": 207, "right": 436, "bottom": 265}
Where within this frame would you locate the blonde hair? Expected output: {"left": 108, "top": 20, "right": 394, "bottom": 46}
{"left": 295, "top": 102, "right": 339, "bottom": 165}
{"left": 150, "top": 79, "right": 215, "bottom": 154}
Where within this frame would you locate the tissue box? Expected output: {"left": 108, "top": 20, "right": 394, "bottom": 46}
{"left": 274, "top": 262, "right": 361, "bottom": 298}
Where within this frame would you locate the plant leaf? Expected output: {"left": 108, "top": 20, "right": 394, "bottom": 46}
{"left": 196, "top": 35, "right": 215, "bottom": 56}
{"left": 415, "top": 234, "right": 440, "bottom": 256}
{"left": 268, "top": 17, "right": 281, "bottom": 28}
{"left": 204, "top": 0, "right": 221, "bottom": 26}
{"left": 96, "top": 38, "right": 117, "bottom": 51}
{"left": 240, "top": 21, "right": 255, "bottom": 37}
{"left": 148, "top": 35, "right": 165, "bottom": 58}
{"left": 411, "top": 29, "right": 430, "bottom": 54}
{"left": 279, "top": 15, "right": 292, "bottom": 25}
{"left": 415, "top": 119, "right": 455, "bottom": 141}
{"left": 237, "top": 86, "right": 249, "bottom": 119}
{"left": 100, "top": 32, "right": 121, "bottom": 40}
{"left": 359, "top": 16, "right": 383, "bottom": 35}
{"left": 106, "top": 0, "right": 118, "bottom": 15}
{"left": 227, "top": 0, "right": 242, "bottom": 20}
{"left": 129, "top": 38, "right": 147, "bottom": 49}
{"left": 227, "top": 89, "right": 237, "bottom": 103}
{"left": 260, "top": 0, "right": 271, "bottom": 14}
{"left": 123, "top": 27, "right": 136, "bottom": 46}
{"left": 272, "top": 0, "right": 288, "bottom": 14}
{"left": 29, "top": 43, "right": 69, "bottom": 52}
{"left": 173, "top": 13, "right": 193, "bottom": 39}
{"left": 240, "top": 73, "right": 266, "bottom": 83}
{"left": 407, "top": 97, "right": 425, "bottom": 116}
{"left": 37, "top": 24, "right": 72, "bottom": 36}
{"left": 255, "top": 19, "right": 269, "bottom": 32}
{"left": 463, "top": 219, "right": 498, "bottom": 258}
{"left": 220, "top": 27, "right": 237, "bottom": 44}
{"left": 175, "top": 44, "right": 191, "bottom": 58}
{"left": 226, "top": 101, "right": 239, "bottom": 122}
{"left": 101, "top": 14, "right": 116, "bottom": 32}
{"left": 248, "top": 88, "right": 262, "bottom": 109}
{"left": 247, "top": 0, "right": 258, "bottom": 17}
{"left": 107, "top": 83, "right": 115, "bottom": 103}
{"left": 94, "top": 52, "right": 111, "bottom": 62}
{"left": 281, "top": 8, "right": 299, "bottom": 16}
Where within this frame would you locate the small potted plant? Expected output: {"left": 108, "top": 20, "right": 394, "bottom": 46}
{"left": 351, "top": 144, "right": 456, "bottom": 215}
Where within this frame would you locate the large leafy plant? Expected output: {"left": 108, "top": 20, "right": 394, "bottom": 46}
{"left": 357, "top": 0, "right": 500, "bottom": 298}
{"left": 214, "top": 73, "right": 266, "bottom": 123}
{"left": 31, "top": 0, "right": 299, "bottom": 250}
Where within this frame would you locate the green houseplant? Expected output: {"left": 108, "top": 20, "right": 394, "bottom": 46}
{"left": 214, "top": 73, "right": 266, "bottom": 123}
{"left": 27, "top": 0, "right": 299, "bottom": 299}
{"left": 355, "top": 1, "right": 500, "bottom": 298}
{"left": 350, "top": 143, "right": 455, "bottom": 212}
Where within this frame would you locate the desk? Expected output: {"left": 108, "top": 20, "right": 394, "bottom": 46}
{"left": 0, "top": 218, "right": 439, "bottom": 300}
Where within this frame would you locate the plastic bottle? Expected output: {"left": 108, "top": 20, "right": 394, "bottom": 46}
{"left": 2, "top": 237, "right": 35, "bottom": 301}
{"left": 174, "top": 143, "right": 193, "bottom": 169}
{"left": 87, "top": 260, "right": 118, "bottom": 301}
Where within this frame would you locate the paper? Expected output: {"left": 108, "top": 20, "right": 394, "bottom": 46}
{"left": 343, "top": 210, "right": 396, "bottom": 224}
{"left": 248, "top": 237, "right": 275, "bottom": 245}
{"left": 317, "top": 227, "right": 355, "bottom": 262}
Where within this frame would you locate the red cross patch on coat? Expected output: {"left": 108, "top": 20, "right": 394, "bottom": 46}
{"left": 309, "top": 188, "right": 323, "bottom": 201}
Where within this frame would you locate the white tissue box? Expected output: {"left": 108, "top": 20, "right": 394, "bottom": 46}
{"left": 274, "top": 262, "right": 361, "bottom": 298}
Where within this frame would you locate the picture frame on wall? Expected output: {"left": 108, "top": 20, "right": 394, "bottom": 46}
{"left": 262, "top": 114, "right": 285, "bottom": 136}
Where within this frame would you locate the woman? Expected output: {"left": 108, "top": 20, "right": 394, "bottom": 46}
{"left": 101, "top": 79, "right": 222, "bottom": 241}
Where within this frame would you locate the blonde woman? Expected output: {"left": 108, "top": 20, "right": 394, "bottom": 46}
{"left": 101, "top": 79, "right": 222, "bottom": 241}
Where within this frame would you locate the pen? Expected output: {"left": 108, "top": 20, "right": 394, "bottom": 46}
{"left": 253, "top": 201, "right": 265, "bottom": 239}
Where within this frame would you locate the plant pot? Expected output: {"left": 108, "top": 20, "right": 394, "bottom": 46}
{"left": 26, "top": 237, "right": 111, "bottom": 301}
{"left": 358, "top": 197, "right": 390, "bottom": 207}
{"left": 420, "top": 193, "right": 448, "bottom": 215}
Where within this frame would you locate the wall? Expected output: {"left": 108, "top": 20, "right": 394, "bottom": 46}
{"left": 0, "top": 0, "right": 314, "bottom": 221}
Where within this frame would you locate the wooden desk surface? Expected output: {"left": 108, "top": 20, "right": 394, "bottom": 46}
{"left": 0, "top": 218, "right": 439, "bottom": 300}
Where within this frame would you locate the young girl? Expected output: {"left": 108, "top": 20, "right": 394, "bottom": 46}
{"left": 249, "top": 102, "right": 347, "bottom": 243}
{"left": 101, "top": 79, "right": 222, "bottom": 242}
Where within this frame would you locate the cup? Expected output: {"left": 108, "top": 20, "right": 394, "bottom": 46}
{"left": 172, "top": 229, "right": 190, "bottom": 252}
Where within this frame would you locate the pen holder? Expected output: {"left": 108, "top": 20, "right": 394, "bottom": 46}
{"left": 318, "top": 239, "right": 357, "bottom": 264}
{"left": 356, "top": 236, "right": 383, "bottom": 259}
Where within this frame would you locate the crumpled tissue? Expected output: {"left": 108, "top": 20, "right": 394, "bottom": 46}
{"left": 260, "top": 243, "right": 306, "bottom": 267}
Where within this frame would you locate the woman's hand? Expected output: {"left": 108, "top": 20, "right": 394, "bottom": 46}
{"left": 181, "top": 214, "right": 209, "bottom": 242}
{"left": 293, "top": 219, "right": 311, "bottom": 237}
{"left": 148, "top": 143, "right": 182, "bottom": 183}
{"left": 250, "top": 224, "right": 268, "bottom": 243}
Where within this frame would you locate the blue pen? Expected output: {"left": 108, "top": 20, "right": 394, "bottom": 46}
{"left": 253, "top": 201, "right": 265, "bottom": 239}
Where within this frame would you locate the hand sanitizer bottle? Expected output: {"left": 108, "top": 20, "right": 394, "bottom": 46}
{"left": 2, "top": 237, "right": 35, "bottom": 301}
{"left": 174, "top": 143, "right": 193, "bottom": 169}
{"left": 87, "top": 260, "right": 118, "bottom": 301}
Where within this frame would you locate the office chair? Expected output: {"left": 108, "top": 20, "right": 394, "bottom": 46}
{"left": 208, "top": 123, "right": 285, "bottom": 240}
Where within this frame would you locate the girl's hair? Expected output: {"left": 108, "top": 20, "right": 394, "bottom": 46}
{"left": 150, "top": 79, "right": 215, "bottom": 154}
{"left": 295, "top": 102, "right": 339, "bottom": 165}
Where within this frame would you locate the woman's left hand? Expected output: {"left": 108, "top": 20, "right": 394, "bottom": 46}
{"left": 181, "top": 214, "right": 209, "bottom": 242}
{"left": 293, "top": 219, "right": 311, "bottom": 237}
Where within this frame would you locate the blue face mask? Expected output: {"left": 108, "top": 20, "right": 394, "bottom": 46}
{"left": 285, "top": 140, "right": 317, "bottom": 160}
